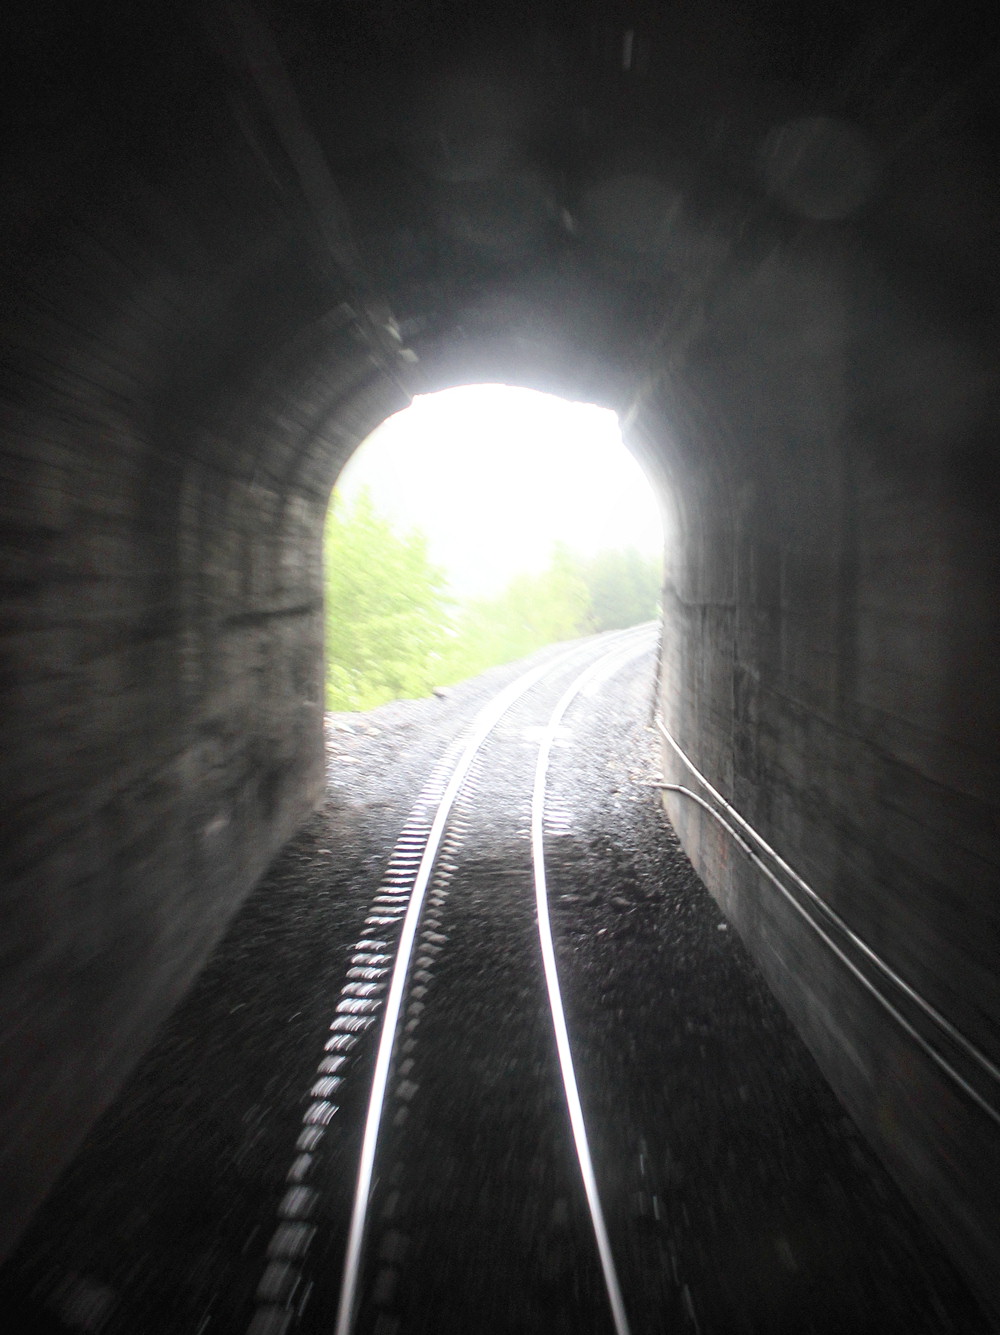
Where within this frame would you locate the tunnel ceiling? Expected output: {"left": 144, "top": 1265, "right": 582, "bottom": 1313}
{"left": 7, "top": 0, "right": 997, "bottom": 454}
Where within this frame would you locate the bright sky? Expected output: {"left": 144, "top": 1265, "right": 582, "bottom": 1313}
{"left": 334, "top": 384, "right": 663, "bottom": 598}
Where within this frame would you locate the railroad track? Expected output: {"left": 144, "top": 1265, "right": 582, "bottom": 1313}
{"left": 2, "top": 625, "right": 984, "bottom": 1334}
{"left": 247, "top": 627, "right": 656, "bottom": 1335}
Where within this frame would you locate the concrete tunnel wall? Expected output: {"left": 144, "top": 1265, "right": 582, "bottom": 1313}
{"left": 643, "top": 232, "right": 1000, "bottom": 1307}
{"left": 2, "top": 0, "right": 999, "bottom": 1317}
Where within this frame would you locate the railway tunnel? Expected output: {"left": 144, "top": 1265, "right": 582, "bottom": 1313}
{"left": 2, "top": 0, "right": 999, "bottom": 1323}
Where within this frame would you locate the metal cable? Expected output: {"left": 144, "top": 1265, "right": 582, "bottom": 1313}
{"left": 653, "top": 718, "right": 1000, "bottom": 1126}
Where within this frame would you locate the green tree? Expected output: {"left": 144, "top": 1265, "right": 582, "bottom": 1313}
{"left": 323, "top": 496, "right": 662, "bottom": 711}
{"left": 437, "top": 542, "right": 592, "bottom": 683}
{"left": 324, "top": 489, "right": 452, "bottom": 709}
{"left": 579, "top": 546, "right": 661, "bottom": 631}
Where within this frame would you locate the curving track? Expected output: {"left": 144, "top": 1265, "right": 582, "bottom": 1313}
{"left": 247, "top": 628, "right": 652, "bottom": 1335}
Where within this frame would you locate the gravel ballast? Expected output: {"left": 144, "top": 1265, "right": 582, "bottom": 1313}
{"left": 0, "top": 637, "right": 986, "bottom": 1334}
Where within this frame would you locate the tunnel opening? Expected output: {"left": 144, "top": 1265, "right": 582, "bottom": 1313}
{"left": 321, "top": 383, "right": 665, "bottom": 714}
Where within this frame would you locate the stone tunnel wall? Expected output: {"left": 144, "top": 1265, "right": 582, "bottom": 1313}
{"left": 0, "top": 72, "right": 406, "bottom": 1250}
{"left": 646, "top": 225, "right": 1000, "bottom": 1313}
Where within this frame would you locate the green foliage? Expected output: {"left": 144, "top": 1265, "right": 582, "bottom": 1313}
{"left": 577, "top": 546, "right": 661, "bottom": 631}
{"left": 323, "top": 490, "right": 661, "bottom": 710}
{"left": 324, "top": 489, "right": 452, "bottom": 710}
{"left": 436, "top": 543, "right": 593, "bottom": 684}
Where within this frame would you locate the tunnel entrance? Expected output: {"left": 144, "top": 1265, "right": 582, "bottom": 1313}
{"left": 322, "top": 384, "right": 664, "bottom": 713}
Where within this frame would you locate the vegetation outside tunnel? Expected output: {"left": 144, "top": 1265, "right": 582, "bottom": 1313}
{"left": 323, "top": 489, "right": 661, "bottom": 711}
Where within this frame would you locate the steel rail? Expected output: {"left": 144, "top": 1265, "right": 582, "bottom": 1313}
{"left": 333, "top": 627, "right": 651, "bottom": 1335}
{"left": 654, "top": 717, "right": 1000, "bottom": 1126}
{"left": 531, "top": 634, "right": 656, "bottom": 1335}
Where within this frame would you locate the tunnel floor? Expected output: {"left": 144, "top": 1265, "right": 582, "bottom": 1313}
{"left": 0, "top": 641, "right": 987, "bottom": 1334}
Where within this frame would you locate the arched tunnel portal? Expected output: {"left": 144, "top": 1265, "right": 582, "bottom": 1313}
{"left": 2, "top": 0, "right": 999, "bottom": 1319}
